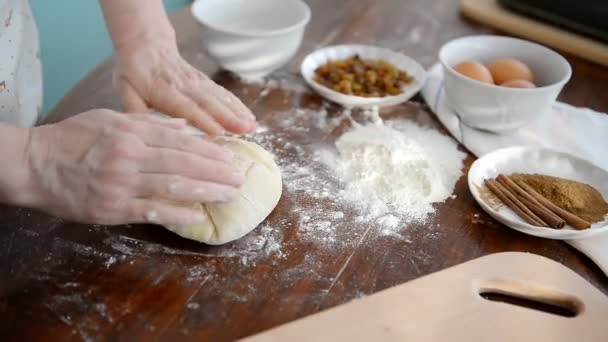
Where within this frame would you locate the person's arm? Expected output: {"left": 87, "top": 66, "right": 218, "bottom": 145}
{"left": 0, "top": 124, "right": 40, "bottom": 207}
{"left": 0, "top": 111, "right": 243, "bottom": 226}
{"left": 99, "top": 0, "right": 256, "bottom": 136}
{"left": 99, "top": 0, "right": 175, "bottom": 50}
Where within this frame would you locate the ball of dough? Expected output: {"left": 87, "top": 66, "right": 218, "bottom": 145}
{"left": 165, "top": 138, "right": 282, "bottom": 245}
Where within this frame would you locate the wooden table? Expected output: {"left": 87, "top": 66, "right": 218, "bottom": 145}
{"left": 2, "top": 1, "right": 607, "bottom": 340}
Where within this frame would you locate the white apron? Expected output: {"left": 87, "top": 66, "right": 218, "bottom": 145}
{"left": 0, "top": 0, "right": 42, "bottom": 127}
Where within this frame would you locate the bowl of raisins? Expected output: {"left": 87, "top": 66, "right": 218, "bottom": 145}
{"left": 301, "top": 45, "right": 426, "bottom": 108}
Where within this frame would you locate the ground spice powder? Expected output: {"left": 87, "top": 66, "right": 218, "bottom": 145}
{"left": 511, "top": 173, "right": 608, "bottom": 223}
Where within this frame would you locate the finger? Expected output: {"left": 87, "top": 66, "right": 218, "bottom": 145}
{"left": 135, "top": 174, "right": 239, "bottom": 203}
{"left": 187, "top": 88, "right": 252, "bottom": 134}
{"left": 127, "top": 199, "right": 208, "bottom": 226}
{"left": 140, "top": 148, "right": 243, "bottom": 186}
{"left": 151, "top": 85, "right": 224, "bottom": 136}
{"left": 216, "top": 87, "right": 257, "bottom": 123}
{"left": 130, "top": 122, "right": 233, "bottom": 162}
{"left": 119, "top": 79, "right": 149, "bottom": 113}
{"left": 127, "top": 114, "right": 188, "bottom": 130}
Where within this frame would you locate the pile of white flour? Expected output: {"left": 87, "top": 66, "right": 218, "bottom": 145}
{"left": 321, "top": 120, "right": 466, "bottom": 224}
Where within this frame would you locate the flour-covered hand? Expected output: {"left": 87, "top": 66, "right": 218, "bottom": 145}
{"left": 25, "top": 110, "right": 243, "bottom": 225}
{"left": 113, "top": 39, "right": 256, "bottom": 136}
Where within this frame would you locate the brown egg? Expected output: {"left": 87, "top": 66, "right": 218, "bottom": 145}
{"left": 501, "top": 79, "right": 536, "bottom": 88}
{"left": 453, "top": 61, "right": 494, "bottom": 84}
{"left": 487, "top": 58, "right": 534, "bottom": 85}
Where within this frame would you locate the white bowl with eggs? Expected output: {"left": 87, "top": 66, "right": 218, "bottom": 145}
{"left": 191, "top": 0, "right": 311, "bottom": 80}
{"left": 439, "top": 35, "right": 571, "bottom": 132}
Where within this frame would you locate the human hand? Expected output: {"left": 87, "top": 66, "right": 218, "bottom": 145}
{"left": 26, "top": 109, "right": 243, "bottom": 226}
{"left": 113, "top": 38, "right": 256, "bottom": 136}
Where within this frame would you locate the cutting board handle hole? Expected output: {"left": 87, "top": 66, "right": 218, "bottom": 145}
{"left": 478, "top": 280, "right": 583, "bottom": 318}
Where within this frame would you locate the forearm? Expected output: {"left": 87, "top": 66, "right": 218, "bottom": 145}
{"left": 99, "top": 0, "right": 175, "bottom": 51}
{"left": 0, "top": 124, "right": 40, "bottom": 207}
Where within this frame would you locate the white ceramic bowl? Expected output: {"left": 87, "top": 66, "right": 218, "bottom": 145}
{"left": 191, "top": 0, "right": 311, "bottom": 80}
{"left": 301, "top": 45, "right": 427, "bottom": 108}
{"left": 439, "top": 35, "right": 571, "bottom": 132}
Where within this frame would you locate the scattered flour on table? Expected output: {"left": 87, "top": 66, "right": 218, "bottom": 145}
{"left": 27, "top": 104, "right": 463, "bottom": 335}
{"left": 186, "top": 302, "right": 200, "bottom": 310}
{"left": 100, "top": 221, "right": 285, "bottom": 268}
{"left": 244, "top": 106, "right": 464, "bottom": 249}
{"left": 377, "top": 214, "right": 400, "bottom": 230}
{"left": 240, "top": 72, "right": 310, "bottom": 95}
{"left": 31, "top": 105, "right": 463, "bottom": 284}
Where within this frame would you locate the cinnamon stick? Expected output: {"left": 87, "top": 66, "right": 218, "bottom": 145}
{"left": 496, "top": 175, "right": 566, "bottom": 229}
{"left": 484, "top": 179, "right": 545, "bottom": 226}
{"left": 515, "top": 180, "right": 591, "bottom": 230}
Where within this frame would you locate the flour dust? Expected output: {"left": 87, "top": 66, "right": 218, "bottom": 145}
{"left": 243, "top": 103, "right": 464, "bottom": 251}
{"left": 21, "top": 102, "right": 464, "bottom": 341}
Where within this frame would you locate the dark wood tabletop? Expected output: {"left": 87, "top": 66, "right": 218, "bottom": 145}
{"left": 2, "top": 0, "right": 607, "bottom": 341}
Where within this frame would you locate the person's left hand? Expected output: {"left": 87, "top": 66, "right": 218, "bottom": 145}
{"left": 113, "top": 39, "right": 256, "bottom": 136}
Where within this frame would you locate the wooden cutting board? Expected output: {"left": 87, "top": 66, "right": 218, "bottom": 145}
{"left": 241, "top": 252, "right": 608, "bottom": 341}
{"left": 460, "top": 0, "right": 608, "bottom": 67}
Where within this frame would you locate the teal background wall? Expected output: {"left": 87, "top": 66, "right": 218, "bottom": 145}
{"left": 30, "top": 0, "right": 191, "bottom": 117}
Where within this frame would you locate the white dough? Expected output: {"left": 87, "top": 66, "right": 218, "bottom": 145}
{"left": 165, "top": 138, "right": 282, "bottom": 245}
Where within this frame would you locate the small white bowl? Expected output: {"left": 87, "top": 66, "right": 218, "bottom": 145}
{"left": 301, "top": 45, "right": 427, "bottom": 108}
{"left": 191, "top": 0, "right": 311, "bottom": 80}
{"left": 439, "top": 35, "right": 571, "bottom": 132}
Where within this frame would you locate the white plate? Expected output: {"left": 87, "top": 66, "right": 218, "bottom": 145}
{"left": 300, "top": 45, "right": 427, "bottom": 108}
{"left": 468, "top": 146, "right": 608, "bottom": 276}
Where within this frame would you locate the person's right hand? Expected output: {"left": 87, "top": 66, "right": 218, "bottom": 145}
{"left": 26, "top": 109, "right": 243, "bottom": 226}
